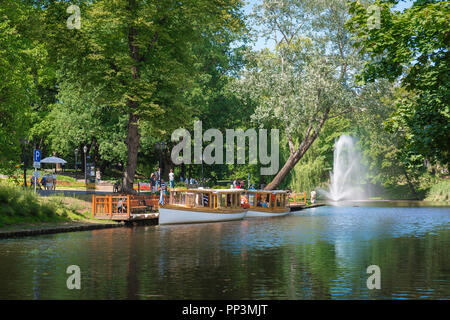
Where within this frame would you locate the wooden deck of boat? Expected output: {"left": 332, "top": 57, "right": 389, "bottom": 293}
{"left": 288, "top": 203, "right": 325, "bottom": 212}
{"left": 94, "top": 212, "right": 159, "bottom": 221}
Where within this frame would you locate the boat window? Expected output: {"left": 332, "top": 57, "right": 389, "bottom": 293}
{"left": 220, "top": 194, "right": 226, "bottom": 207}
{"left": 248, "top": 194, "right": 255, "bottom": 207}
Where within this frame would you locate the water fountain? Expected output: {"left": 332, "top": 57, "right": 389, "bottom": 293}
{"left": 320, "top": 135, "right": 365, "bottom": 202}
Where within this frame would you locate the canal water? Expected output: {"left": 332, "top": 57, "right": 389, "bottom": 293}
{"left": 0, "top": 202, "right": 449, "bottom": 299}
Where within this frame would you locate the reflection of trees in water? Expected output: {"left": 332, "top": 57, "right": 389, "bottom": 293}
{"left": 0, "top": 225, "right": 449, "bottom": 299}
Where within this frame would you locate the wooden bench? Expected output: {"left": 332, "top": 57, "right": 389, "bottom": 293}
{"left": 144, "top": 199, "right": 159, "bottom": 212}
{"left": 130, "top": 199, "right": 147, "bottom": 213}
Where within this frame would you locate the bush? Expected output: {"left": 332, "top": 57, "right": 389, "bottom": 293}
{"left": 425, "top": 179, "right": 450, "bottom": 202}
{"left": 0, "top": 182, "right": 60, "bottom": 226}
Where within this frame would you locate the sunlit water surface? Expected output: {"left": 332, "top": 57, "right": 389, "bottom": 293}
{"left": 0, "top": 202, "right": 449, "bottom": 299}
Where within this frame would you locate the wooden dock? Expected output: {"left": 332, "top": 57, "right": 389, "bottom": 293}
{"left": 92, "top": 194, "right": 161, "bottom": 222}
{"left": 288, "top": 203, "right": 325, "bottom": 212}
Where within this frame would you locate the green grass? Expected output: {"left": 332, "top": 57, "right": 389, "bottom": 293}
{"left": 425, "top": 179, "right": 450, "bottom": 202}
{"left": 0, "top": 182, "right": 108, "bottom": 228}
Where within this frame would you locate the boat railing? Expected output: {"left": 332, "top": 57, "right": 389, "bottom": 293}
{"left": 167, "top": 189, "right": 243, "bottom": 210}
{"left": 244, "top": 191, "right": 288, "bottom": 209}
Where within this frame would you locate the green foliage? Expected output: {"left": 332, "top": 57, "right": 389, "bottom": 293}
{"left": 425, "top": 179, "right": 450, "bottom": 202}
{"left": 0, "top": 182, "right": 58, "bottom": 226}
{"left": 347, "top": 0, "right": 450, "bottom": 165}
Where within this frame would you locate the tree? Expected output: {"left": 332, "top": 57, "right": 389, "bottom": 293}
{"left": 235, "top": 0, "right": 358, "bottom": 189}
{"left": 347, "top": 0, "right": 449, "bottom": 166}
{"left": 48, "top": 0, "right": 246, "bottom": 192}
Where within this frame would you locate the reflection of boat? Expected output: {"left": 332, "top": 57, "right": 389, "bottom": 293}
{"left": 159, "top": 189, "right": 247, "bottom": 225}
{"left": 243, "top": 190, "right": 290, "bottom": 218}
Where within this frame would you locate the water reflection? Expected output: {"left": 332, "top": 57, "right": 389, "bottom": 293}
{"left": 0, "top": 203, "right": 449, "bottom": 299}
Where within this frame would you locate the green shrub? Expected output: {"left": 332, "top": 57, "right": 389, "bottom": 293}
{"left": 425, "top": 180, "right": 450, "bottom": 202}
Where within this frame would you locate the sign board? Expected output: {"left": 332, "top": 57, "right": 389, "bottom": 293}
{"left": 33, "top": 149, "right": 41, "bottom": 163}
{"left": 33, "top": 162, "right": 41, "bottom": 169}
{"left": 33, "top": 171, "right": 40, "bottom": 178}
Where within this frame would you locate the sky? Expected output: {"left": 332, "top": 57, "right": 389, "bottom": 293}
{"left": 243, "top": 0, "right": 416, "bottom": 51}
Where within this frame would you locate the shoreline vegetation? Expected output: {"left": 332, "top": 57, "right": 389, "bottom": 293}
{"left": 0, "top": 177, "right": 448, "bottom": 238}
{"left": 0, "top": 182, "right": 120, "bottom": 235}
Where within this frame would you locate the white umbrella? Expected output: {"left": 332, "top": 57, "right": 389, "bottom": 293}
{"left": 40, "top": 156, "right": 67, "bottom": 175}
{"left": 40, "top": 156, "right": 67, "bottom": 164}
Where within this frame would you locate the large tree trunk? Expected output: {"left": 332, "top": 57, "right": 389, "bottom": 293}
{"left": 122, "top": 0, "right": 140, "bottom": 193}
{"left": 402, "top": 167, "right": 419, "bottom": 200}
{"left": 123, "top": 112, "right": 140, "bottom": 193}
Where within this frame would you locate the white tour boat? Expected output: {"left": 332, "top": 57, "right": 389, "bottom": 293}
{"left": 243, "top": 190, "right": 290, "bottom": 218}
{"left": 159, "top": 188, "right": 248, "bottom": 225}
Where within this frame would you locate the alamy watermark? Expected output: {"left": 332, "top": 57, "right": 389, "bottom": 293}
{"left": 67, "top": 5, "right": 81, "bottom": 30}
{"left": 66, "top": 265, "right": 81, "bottom": 290}
{"left": 171, "top": 121, "right": 279, "bottom": 175}
{"left": 367, "top": 5, "right": 381, "bottom": 30}
{"left": 366, "top": 265, "right": 381, "bottom": 289}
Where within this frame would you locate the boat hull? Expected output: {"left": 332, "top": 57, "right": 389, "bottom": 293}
{"left": 159, "top": 207, "right": 247, "bottom": 225}
{"left": 245, "top": 208, "right": 290, "bottom": 218}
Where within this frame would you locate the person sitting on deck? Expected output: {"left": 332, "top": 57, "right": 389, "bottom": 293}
{"left": 117, "top": 199, "right": 127, "bottom": 213}
{"left": 241, "top": 195, "right": 250, "bottom": 209}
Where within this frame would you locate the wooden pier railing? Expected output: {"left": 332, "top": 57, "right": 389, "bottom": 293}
{"left": 92, "top": 194, "right": 161, "bottom": 220}
{"left": 288, "top": 192, "right": 307, "bottom": 205}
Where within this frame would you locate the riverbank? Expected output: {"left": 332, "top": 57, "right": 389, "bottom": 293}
{"left": 0, "top": 182, "right": 122, "bottom": 237}
{"left": 0, "top": 221, "right": 124, "bottom": 239}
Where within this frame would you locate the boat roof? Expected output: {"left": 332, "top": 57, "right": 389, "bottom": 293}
{"left": 245, "top": 189, "right": 287, "bottom": 194}
{"left": 172, "top": 188, "right": 244, "bottom": 193}
{"left": 171, "top": 188, "right": 287, "bottom": 194}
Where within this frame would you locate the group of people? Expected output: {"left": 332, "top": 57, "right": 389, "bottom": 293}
{"left": 30, "top": 174, "right": 56, "bottom": 190}
{"left": 230, "top": 179, "right": 246, "bottom": 189}
{"left": 181, "top": 176, "right": 200, "bottom": 186}
{"left": 149, "top": 168, "right": 175, "bottom": 193}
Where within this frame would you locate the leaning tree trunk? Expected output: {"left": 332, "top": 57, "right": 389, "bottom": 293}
{"left": 264, "top": 107, "right": 331, "bottom": 190}
{"left": 264, "top": 134, "right": 318, "bottom": 190}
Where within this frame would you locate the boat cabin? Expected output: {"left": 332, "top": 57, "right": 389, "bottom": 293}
{"left": 244, "top": 190, "right": 288, "bottom": 212}
{"left": 165, "top": 188, "right": 246, "bottom": 212}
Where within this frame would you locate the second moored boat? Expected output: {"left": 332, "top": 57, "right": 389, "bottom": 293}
{"left": 242, "top": 190, "right": 290, "bottom": 218}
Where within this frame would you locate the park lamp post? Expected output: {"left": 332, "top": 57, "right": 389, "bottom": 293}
{"left": 83, "top": 145, "right": 88, "bottom": 185}
{"left": 156, "top": 141, "right": 165, "bottom": 189}
{"left": 20, "top": 139, "right": 29, "bottom": 188}
{"left": 201, "top": 154, "right": 204, "bottom": 188}
{"left": 74, "top": 148, "right": 79, "bottom": 175}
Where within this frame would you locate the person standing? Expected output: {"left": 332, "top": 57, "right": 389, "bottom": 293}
{"left": 311, "top": 190, "right": 317, "bottom": 204}
{"left": 169, "top": 169, "right": 175, "bottom": 189}
{"left": 96, "top": 169, "right": 101, "bottom": 184}
{"left": 161, "top": 179, "right": 167, "bottom": 195}
{"left": 155, "top": 169, "right": 160, "bottom": 190}
{"left": 150, "top": 173, "right": 156, "bottom": 193}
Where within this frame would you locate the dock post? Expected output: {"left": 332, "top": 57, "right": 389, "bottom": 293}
{"left": 109, "top": 195, "right": 112, "bottom": 218}
{"left": 92, "top": 194, "right": 95, "bottom": 218}
{"left": 127, "top": 195, "right": 130, "bottom": 219}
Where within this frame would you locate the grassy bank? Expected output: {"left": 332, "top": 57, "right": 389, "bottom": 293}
{"left": 425, "top": 179, "right": 450, "bottom": 202}
{"left": 0, "top": 182, "right": 109, "bottom": 228}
